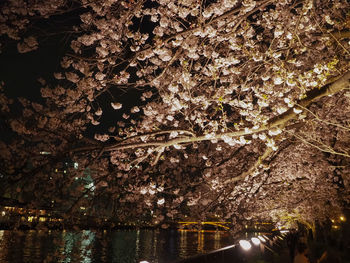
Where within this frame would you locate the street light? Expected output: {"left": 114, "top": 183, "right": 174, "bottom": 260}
{"left": 239, "top": 240, "right": 252, "bottom": 250}
{"left": 258, "top": 236, "right": 266, "bottom": 242}
{"left": 251, "top": 237, "right": 261, "bottom": 245}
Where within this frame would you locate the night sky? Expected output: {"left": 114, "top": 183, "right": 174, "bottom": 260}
{"left": 0, "top": 36, "right": 65, "bottom": 102}
{"left": 0, "top": 4, "right": 159, "bottom": 139}
{"left": 0, "top": 34, "right": 147, "bottom": 137}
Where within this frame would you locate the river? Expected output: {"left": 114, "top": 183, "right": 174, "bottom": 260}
{"left": 0, "top": 229, "right": 235, "bottom": 263}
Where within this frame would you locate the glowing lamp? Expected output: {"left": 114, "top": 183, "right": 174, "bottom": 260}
{"left": 139, "top": 261, "right": 150, "bottom": 263}
{"left": 239, "top": 240, "right": 252, "bottom": 250}
{"left": 258, "top": 236, "right": 266, "bottom": 242}
{"left": 251, "top": 237, "right": 261, "bottom": 245}
{"left": 340, "top": 216, "right": 346, "bottom": 222}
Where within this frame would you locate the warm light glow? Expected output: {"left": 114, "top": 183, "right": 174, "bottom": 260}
{"left": 239, "top": 240, "right": 252, "bottom": 250}
{"left": 1, "top": 211, "right": 5, "bottom": 216}
{"left": 177, "top": 221, "right": 230, "bottom": 230}
{"left": 331, "top": 219, "right": 335, "bottom": 223}
{"left": 340, "top": 216, "right": 346, "bottom": 222}
{"left": 258, "top": 236, "right": 266, "bottom": 242}
{"left": 39, "top": 217, "right": 46, "bottom": 222}
{"left": 139, "top": 261, "right": 150, "bottom": 263}
{"left": 280, "top": 230, "right": 289, "bottom": 233}
{"left": 251, "top": 237, "right": 261, "bottom": 245}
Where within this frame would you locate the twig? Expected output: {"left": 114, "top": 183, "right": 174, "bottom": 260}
{"left": 286, "top": 130, "right": 350, "bottom": 158}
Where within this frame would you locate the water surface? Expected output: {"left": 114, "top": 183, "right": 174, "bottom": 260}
{"left": 0, "top": 229, "right": 234, "bottom": 262}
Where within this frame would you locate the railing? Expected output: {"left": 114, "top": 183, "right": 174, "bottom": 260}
{"left": 178, "top": 221, "right": 231, "bottom": 230}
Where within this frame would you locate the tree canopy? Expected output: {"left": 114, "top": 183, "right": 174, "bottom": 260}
{"left": 0, "top": 0, "right": 350, "bottom": 232}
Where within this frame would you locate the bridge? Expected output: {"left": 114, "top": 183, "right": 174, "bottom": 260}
{"left": 177, "top": 221, "right": 232, "bottom": 230}
{"left": 177, "top": 221, "right": 274, "bottom": 231}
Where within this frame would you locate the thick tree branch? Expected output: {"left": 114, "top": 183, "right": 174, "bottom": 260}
{"left": 72, "top": 71, "right": 350, "bottom": 154}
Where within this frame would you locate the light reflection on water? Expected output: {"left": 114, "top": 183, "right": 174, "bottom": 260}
{"left": 61, "top": 230, "right": 96, "bottom": 263}
{"left": 0, "top": 229, "right": 234, "bottom": 263}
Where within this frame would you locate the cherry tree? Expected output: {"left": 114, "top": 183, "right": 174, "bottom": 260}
{"left": 0, "top": 0, "right": 350, "bottom": 231}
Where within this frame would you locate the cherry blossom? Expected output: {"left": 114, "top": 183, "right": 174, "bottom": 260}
{"left": 0, "top": 0, "right": 349, "bottom": 231}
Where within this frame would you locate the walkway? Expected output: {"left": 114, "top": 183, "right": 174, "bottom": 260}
{"left": 175, "top": 234, "right": 291, "bottom": 263}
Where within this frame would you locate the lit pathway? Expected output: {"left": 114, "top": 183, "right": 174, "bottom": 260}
{"left": 174, "top": 232, "right": 291, "bottom": 263}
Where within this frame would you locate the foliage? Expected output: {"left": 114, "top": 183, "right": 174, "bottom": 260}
{"left": 0, "top": 0, "right": 350, "bottom": 230}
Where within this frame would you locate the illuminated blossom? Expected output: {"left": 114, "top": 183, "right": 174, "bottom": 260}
{"left": 0, "top": 0, "right": 349, "bottom": 231}
{"left": 111, "top": 102, "right": 122, "bottom": 110}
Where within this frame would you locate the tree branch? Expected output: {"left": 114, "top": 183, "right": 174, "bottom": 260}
{"left": 72, "top": 71, "right": 350, "bottom": 154}
{"left": 287, "top": 130, "right": 350, "bottom": 158}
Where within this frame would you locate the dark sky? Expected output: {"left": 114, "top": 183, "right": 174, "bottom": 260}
{"left": 0, "top": 37, "right": 66, "bottom": 102}
{"left": 0, "top": 35, "right": 146, "bottom": 136}
{"left": 0, "top": 7, "right": 81, "bottom": 101}
{"left": 0, "top": 11, "right": 151, "bottom": 137}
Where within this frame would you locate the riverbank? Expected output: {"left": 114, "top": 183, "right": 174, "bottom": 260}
{"left": 175, "top": 227, "right": 350, "bottom": 263}
{"left": 174, "top": 231, "right": 290, "bottom": 263}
